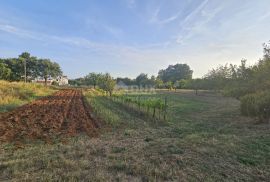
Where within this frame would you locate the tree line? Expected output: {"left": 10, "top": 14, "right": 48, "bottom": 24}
{"left": 69, "top": 73, "right": 116, "bottom": 96}
{"left": 70, "top": 63, "right": 194, "bottom": 91}
{"left": 70, "top": 41, "right": 270, "bottom": 121}
{"left": 0, "top": 52, "right": 62, "bottom": 85}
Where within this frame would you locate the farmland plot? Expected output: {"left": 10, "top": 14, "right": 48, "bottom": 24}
{"left": 0, "top": 89, "right": 100, "bottom": 143}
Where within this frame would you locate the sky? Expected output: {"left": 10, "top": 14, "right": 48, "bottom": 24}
{"left": 0, "top": 0, "right": 270, "bottom": 79}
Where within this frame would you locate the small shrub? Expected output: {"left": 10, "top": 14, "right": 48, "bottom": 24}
{"left": 240, "top": 91, "right": 270, "bottom": 121}
{"left": 223, "top": 87, "right": 251, "bottom": 99}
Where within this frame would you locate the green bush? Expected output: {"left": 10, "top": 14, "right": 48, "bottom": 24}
{"left": 223, "top": 87, "right": 250, "bottom": 99}
{"left": 240, "top": 91, "right": 270, "bottom": 121}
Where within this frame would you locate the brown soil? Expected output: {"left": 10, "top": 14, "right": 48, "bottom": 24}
{"left": 0, "top": 89, "right": 100, "bottom": 143}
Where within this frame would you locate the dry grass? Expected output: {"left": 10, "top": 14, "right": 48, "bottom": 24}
{"left": 0, "top": 89, "right": 269, "bottom": 181}
{"left": 0, "top": 80, "right": 56, "bottom": 112}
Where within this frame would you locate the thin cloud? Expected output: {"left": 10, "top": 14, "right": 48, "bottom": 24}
{"left": 176, "top": 1, "right": 223, "bottom": 44}
{"left": 149, "top": 7, "right": 181, "bottom": 25}
{"left": 179, "top": 0, "right": 209, "bottom": 27}
{"left": 0, "top": 23, "right": 175, "bottom": 64}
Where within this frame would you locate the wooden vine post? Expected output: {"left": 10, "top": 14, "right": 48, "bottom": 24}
{"left": 164, "top": 97, "right": 167, "bottom": 121}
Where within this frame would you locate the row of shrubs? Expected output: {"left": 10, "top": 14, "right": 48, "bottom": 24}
{"left": 240, "top": 91, "right": 270, "bottom": 122}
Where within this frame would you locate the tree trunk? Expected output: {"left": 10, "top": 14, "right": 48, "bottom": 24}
{"left": 44, "top": 77, "right": 47, "bottom": 86}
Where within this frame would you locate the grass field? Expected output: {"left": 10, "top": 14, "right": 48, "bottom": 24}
{"left": 0, "top": 80, "right": 56, "bottom": 112}
{"left": 0, "top": 89, "right": 269, "bottom": 181}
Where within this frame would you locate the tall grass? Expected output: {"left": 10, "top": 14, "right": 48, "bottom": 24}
{"left": 0, "top": 80, "right": 56, "bottom": 112}
{"left": 84, "top": 89, "right": 121, "bottom": 125}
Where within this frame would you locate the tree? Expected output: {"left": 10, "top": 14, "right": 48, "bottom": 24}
{"left": 135, "top": 73, "right": 148, "bottom": 89}
{"left": 98, "top": 73, "right": 116, "bottom": 96}
{"left": 148, "top": 75, "right": 156, "bottom": 87}
{"left": 0, "top": 62, "right": 11, "bottom": 80}
{"left": 165, "top": 81, "right": 173, "bottom": 90}
{"left": 84, "top": 72, "right": 101, "bottom": 88}
{"left": 19, "top": 52, "right": 31, "bottom": 82}
{"left": 185, "top": 79, "right": 205, "bottom": 95}
{"left": 0, "top": 58, "right": 22, "bottom": 81}
{"left": 155, "top": 78, "right": 163, "bottom": 88}
{"left": 38, "top": 59, "right": 62, "bottom": 85}
{"left": 175, "top": 79, "right": 187, "bottom": 89}
{"left": 158, "top": 63, "right": 193, "bottom": 83}
{"left": 116, "top": 77, "right": 135, "bottom": 86}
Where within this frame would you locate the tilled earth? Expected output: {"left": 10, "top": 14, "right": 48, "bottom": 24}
{"left": 0, "top": 89, "right": 100, "bottom": 143}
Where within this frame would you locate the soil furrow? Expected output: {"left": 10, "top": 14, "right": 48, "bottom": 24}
{"left": 0, "top": 89, "right": 99, "bottom": 143}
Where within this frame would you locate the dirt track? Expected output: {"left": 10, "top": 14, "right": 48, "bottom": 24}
{"left": 0, "top": 89, "right": 100, "bottom": 143}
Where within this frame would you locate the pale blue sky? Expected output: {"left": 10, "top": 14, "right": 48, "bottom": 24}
{"left": 0, "top": 0, "right": 269, "bottom": 78}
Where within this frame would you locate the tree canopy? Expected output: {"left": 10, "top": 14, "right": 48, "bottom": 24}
{"left": 0, "top": 52, "right": 62, "bottom": 84}
{"left": 158, "top": 63, "right": 193, "bottom": 83}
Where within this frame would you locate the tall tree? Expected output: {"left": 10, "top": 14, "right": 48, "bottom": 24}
{"left": 38, "top": 59, "right": 62, "bottom": 85}
{"left": 19, "top": 52, "right": 31, "bottom": 82}
{"left": 84, "top": 72, "right": 101, "bottom": 88}
{"left": 158, "top": 63, "right": 193, "bottom": 83}
{"left": 135, "top": 73, "right": 148, "bottom": 89}
{"left": 116, "top": 77, "right": 134, "bottom": 86}
{"left": 0, "top": 62, "right": 11, "bottom": 80}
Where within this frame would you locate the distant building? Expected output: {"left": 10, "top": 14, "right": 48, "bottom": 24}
{"left": 55, "top": 76, "right": 69, "bottom": 86}
{"left": 32, "top": 75, "right": 68, "bottom": 86}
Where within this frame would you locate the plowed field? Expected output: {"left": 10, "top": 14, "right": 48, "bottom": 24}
{"left": 0, "top": 89, "right": 100, "bottom": 143}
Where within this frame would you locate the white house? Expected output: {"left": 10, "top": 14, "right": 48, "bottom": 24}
{"left": 33, "top": 75, "right": 68, "bottom": 85}
{"left": 55, "top": 76, "right": 69, "bottom": 86}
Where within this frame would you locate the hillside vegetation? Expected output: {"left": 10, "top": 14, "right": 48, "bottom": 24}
{"left": 0, "top": 80, "right": 56, "bottom": 112}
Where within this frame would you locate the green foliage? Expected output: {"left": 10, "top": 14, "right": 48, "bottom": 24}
{"left": 0, "top": 62, "right": 11, "bottom": 80}
{"left": 98, "top": 73, "right": 116, "bottom": 96}
{"left": 240, "top": 91, "right": 270, "bottom": 121}
{"left": 84, "top": 72, "right": 101, "bottom": 88}
{"left": 174, "top": 79, "right": 187, "bottom": 89}
{"left": 116, "top": 77, "right": 135, "bottom": 86}
{"left": 112, "top": 93, "right": 167, "bottom": 120}
{"left": 0, "top": 52, "right": 62, "bottom": 83}
{"left": 135, "top": 73, "right": 149, "bottom": 89}
{"left": 158, "top": 63, "right": 193, "bottom": 83}
{"left": 37, "top": 59, "right": 62, "bottom": 85}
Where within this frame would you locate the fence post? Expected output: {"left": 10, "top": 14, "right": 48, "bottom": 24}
{"left": 138, "top": 95, "right": 140, "bottom": 111}
{"left": 164, "top": 97, "right": 167, "bottom": 121}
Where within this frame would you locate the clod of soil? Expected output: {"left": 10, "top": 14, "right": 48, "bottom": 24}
{"left": 0, "top": 89, "right": 100, "bottom": 143}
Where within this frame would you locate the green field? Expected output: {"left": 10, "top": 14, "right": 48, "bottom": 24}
{"left": 1, "top": 89, "right": 269, "bottom": 181}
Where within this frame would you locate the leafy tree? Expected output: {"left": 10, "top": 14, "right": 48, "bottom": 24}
{"left": 0, "top": 62, "right": 11, "bottom": 80}
{"left": 154, "top": 78, "right": 163, "bottom": 88}
{"left": 158, "top": 63, "right": 193, "bottom": 83}
{"left": 165, "top": 81, "right": 173, "bottom": 90}
{"left": 84, "top": 72, "right": 101, "bottom": 88}
{"left": 175, "top": 79, "right": 187, "bottom": 89}
{"left": 116, "top": 77, "right": 134, "bottom": 86}
{"left": 185, "top": 79, "right": 205, "bottom": 95}
{"left": 135, "top": 73, "right": 148, "bottom": 89}
{"left": 69, "top": 78, "right": 85, "bottom": 86}
{"left": 98, "top": 73, "right": 116, "bottom": 96}
{"left": 37, "top": 59, "right": 62, "bottom": 85}
{"left": 0, "top": 58, "right": 22, "bottom": 81}
{"left": 19, "top": 52, "right": 31, "bottom": 82}
{"left": 148, "top": 75, "right": 156, "bottom": 87}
